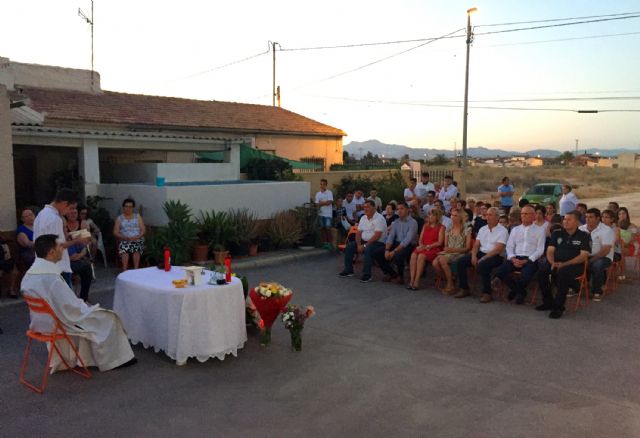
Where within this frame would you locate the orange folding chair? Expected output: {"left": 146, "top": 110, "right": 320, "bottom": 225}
{"left": 20, "top": 295, "right": 91, "bottom": 394}
{"left": 570, "top": 261, "right": 590, "bottom": 312}
{"left": 337, "top": 226, "right": 358, "bottom": 252}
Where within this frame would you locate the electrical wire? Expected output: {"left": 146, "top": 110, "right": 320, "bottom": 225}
{"left": 474, "top": 30, "right": 640, "bottom": 48}
{"left": 475, "top": 11, "right": 640, "bottom": 27}
{"left": 167, "top": 47, "right": 270, "bottom": 82}
{"left": 475, "top": 14, "right": 640, "bottom": 37}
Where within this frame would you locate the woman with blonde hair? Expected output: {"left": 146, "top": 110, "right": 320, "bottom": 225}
{"left": 408, "top": 208, "right": 445, "bottom": 290}
{"left": 432, "top": 208, "right": 472, "bottom": 294}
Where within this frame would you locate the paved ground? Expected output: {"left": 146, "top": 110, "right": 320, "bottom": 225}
{"left": 1, "top": 255, "right": 640, "bottom": 437}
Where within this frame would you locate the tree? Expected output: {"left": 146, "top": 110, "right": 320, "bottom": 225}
{"left": 429, "top": 154, "right": 450, "bottom": 166}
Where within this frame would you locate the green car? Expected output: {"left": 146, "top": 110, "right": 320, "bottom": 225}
{"left": 518, "top": 183, "right": 563, "bottom": 207}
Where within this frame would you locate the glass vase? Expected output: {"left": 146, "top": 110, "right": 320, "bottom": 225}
{"left": 290, "top": 327, "right": 303, "bottom": 351}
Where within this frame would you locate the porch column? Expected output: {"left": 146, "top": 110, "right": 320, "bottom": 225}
{"left": 0, "top": 85, "right": 17, "bottom": 231}
{"left": 79, "top": 139, "right": 100, "bottom": 198}
{"left": 223, "top": 142, "right": 241, "bottom": 180}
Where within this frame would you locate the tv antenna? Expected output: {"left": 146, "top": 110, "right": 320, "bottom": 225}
{"left": 78, "top": 0, "right": 95, "bottom": 89}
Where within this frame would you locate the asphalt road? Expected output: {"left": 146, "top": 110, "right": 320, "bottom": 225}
{"left": 1, "top": 256, "right": 640, "bottom": 437}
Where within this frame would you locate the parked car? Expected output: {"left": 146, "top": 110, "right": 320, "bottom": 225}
{"left": 519, "top": 183, "right": 563, "bottom": 207}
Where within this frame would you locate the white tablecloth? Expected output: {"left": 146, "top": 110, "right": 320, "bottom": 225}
{"left": 113, "top": 267, "right": 247, "bottom": 365}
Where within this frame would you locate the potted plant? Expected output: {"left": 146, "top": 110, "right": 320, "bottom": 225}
{"left": 212, "top": 244, "right": 228, "bottom": 265}
{"left": 228, "top": 208, "right": 260, "bottom": 256}
{"left": 145, "top": 201, "right": 197, "bottom": 266}
{"left": 197, "top": 210, "right": 235, "bottom": 264}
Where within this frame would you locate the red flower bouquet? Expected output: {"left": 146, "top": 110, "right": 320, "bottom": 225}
{"left": 249, "top": 282, "right": 293, "bottom": 346}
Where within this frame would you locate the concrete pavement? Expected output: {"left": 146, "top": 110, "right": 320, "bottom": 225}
{"left": 1, "top": 255, "right": 640, "bottom": 437}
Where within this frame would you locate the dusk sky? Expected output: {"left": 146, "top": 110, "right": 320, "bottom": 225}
{"left": 2, "top": 0, "right": 639, "bottom": 152}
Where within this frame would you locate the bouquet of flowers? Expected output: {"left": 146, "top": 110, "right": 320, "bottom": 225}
{"left": 280, "top": 304, "right": 315, "bottom": 351}
{"left": 249, "top": 282, "right": 293, "bottom": 346}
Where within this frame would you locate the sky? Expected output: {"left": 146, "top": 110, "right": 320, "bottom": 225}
{"left": 2, "top": 0, "right": 640, "bottom": 152}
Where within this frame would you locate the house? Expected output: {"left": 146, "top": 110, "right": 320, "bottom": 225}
{"left": 524, "top": 157, "right": 543, "bottom": 167}
{"left": 571, "top": 154, "right": 614, "bottom": 168}
{"left": 0, "top": 57, "right": 345, "bottom": 229}
{"left": 614, "top": 152, "right": 640, "bottom": 168}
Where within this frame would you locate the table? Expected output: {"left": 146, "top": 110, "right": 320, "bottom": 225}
{"left": 113, "top": 266, "right": 247, "bottom": 365}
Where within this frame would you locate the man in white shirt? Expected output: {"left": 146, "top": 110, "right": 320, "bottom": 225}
{"left": 315, "top": 179, "right": 334, "bottom": 247}
{"left": 579, "top": 208, "right": 615, "bottom": 301}
{"left": 343, "top": 192, "right": 357, "bottom": 225}
{"left": 339, "top": 200, "right": 387, "bottom": 282}
{"left": 421, "top": 191, "right": 436, "bottom": 217}
{"left": 366, "top": 188, "right": 383, "bottom": 212}
{"left": 433, "top": 200, "right": 452, "bottom": 231}
{"left": 455, "top": 207, "right": 509, "bottom": 303}
{"left": 33, "top": 189, "right": 90, "bottom": 288}
{"left": 353, "top": 190, "right": 366, "bottom": 220}
{"left": 559, "top": 184, "right": 579, "bottom": 216}
{"left": 404, "top": 178, "right": 418, "bottom": 207}
{"left": 415, "top": 172, "right": 435, "bottom": 205}
{"left": 438, "top": 175, "right": 459, "bottom": 212}
{"left": 494, "top": 205, "right": 546, "bottom": 304}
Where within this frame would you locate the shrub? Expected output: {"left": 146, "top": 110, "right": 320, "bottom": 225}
{"left": 293, "top": 204, "right": 320, "bottom": 247}
{"left": 196, "top": 210, "right": 235, "bottom": 250}
{"left": 245, "top": 157, "right": 300, "bottom": 181}
{"left": 145, "top": 200, "right": 197, "bottom": 266}
{"left": 266, "top": 211, "right": 303, "bottom": 249}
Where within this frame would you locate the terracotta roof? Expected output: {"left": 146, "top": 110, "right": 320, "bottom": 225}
{"left": 11, "top": 87, "right": 346, "bottom": 137}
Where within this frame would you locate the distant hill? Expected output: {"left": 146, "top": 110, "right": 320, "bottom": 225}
{"left": 344, "top": 140, "right": 640, "bottom": 159}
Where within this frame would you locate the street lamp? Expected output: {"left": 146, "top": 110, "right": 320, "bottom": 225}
{"left": 462, "top": 7, "right": 477, "bottom": 169}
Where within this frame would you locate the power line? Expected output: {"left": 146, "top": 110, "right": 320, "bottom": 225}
{"left": 280, "top": 32, "right": 464, "bottom": 52}
{"left": 475, "top": 14, "right": 640, "bottom": 37}
{"left": 298, "top": 94, "right": 640, "bottom": 112}
{"left": 290, "top": 28, "right": 465, "bottom": 90}
{"left": 474, "top": 30, "right": 640, "bottom": 48}
{"left": 168, "top": 47, "right": 271, "bottom": 82}
{"left": 475, "top": 10, "right": 640, "bottom": 27}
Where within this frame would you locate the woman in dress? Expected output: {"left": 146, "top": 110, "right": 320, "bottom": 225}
{"left": 16, "top": 206, "right": 37, "bottom": 272}
{"left": 113, "top": 198, "right": 146, "bottom": 270}
{"left": 408, "top": 208, "right": 445, "bottom": 290}
{"left": 432, "top": 208, "right": 471, "bottom": 294}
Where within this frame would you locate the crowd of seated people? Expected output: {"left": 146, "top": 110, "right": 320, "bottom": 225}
{"left": 335, "top": 173, "right": 639, "bottom": 319}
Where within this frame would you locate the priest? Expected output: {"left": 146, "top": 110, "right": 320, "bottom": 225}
{"left": 22, "top": 234, "right": 136, "bottom": 372}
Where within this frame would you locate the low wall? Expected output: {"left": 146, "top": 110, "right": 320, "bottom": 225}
{"left": 102, "top": 162, "right": 239, "bottom": 184}
{"left": 97, "top": 181, "right": 311, "bottom": 226}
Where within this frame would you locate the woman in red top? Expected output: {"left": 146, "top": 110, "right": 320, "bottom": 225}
{"left": 408, "top": 209, "right": 445, "bottom": 290}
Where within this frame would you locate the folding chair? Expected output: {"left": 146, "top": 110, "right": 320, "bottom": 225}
{"left": 20, "top": 295, "right": 91, "bottom": 394}
{"left": 95, "top": 231, "right": 108, "bottom": 268}
{"left": 337, "top": 226, "right": 358, "bottom": 252}
{"left": 570, "top": 261, "right": 590, "bottom": 312}
{"left": 603, "top": 258, "right": 620, "bottom": 296}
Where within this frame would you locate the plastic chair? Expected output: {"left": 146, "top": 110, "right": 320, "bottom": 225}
{"left": 337, "top": 226, "right": 358, "bottom": 252}
{"left": 20, "top": 295, "right": 91, "bottom": 394}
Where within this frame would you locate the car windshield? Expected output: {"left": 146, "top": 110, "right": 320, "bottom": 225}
{"left": 528, "top": 185, "right": 556, "bottom": 195}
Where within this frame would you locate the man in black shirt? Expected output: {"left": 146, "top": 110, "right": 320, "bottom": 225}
{"left": 536, "top": 211, "right": 591, "bottom": 319}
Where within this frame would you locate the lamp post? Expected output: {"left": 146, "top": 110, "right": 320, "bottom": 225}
{"left": 462, "top": 7, "right": 477, "bottom": 169}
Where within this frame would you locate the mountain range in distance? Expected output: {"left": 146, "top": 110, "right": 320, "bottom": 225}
{"left": 344, "top": 139, "right": 640, "bottom": 159}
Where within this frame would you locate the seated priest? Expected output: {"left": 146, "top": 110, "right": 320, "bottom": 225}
{"left": 21, "top": 234, "right": 136, "bottom": 372}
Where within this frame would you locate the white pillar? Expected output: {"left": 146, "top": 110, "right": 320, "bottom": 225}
{"left": 0, "top": 85, "right": 17, "bottom": 231}
{"left": 223, "top": 142, "right": 241, "bottom": 180}
{"left": 79, "top": 139, "right": 100, "bottom": 197}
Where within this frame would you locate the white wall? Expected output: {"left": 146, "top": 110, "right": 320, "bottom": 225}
{"left": 102, "top": 162, "right": 239, "bottom": 184}
{"left": 0, "top": 85, "right": 16, "bottom": 230}
{"left": 97, "top": 181, "right": 311, "bottom": 226}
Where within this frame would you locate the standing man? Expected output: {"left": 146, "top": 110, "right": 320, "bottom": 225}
{"left": 343, "top": 192, "right": 357, "bottom": 226}
{"left": 438, "top": 175, "right": 459, "bottom": 212}
{"left": 415, "top": 172, "right": 435, "bottom": 206}
{"left": 367, "top": 188, "right": 383, "bottom": 213}
{"left": 455, "top": 207, "right": 508, "bottom": 303}
{"left": 374, "top": 201, "right": 418, "bottom": 285}
{"left": 339, "top": 201, "right": 387, "bottom": 283}
{"left": 315, "top": 179, "right": 334, "bottom": 248}
{"left": 33, "top": 189, "right": 90, "bottom": 288}
{"left": 498, "top": 177, "right": 515, "bottom": 215}
{"left": 494, "top": 205, "right": 546, "bottom": 304}
{"left": 535, "top": 211, "right": 591, "bottom": 319}
{"left": 579, "top": 208, "right": 615, "bottom": 302}
{"left": 559, "top": 185, "right": 579, "bottom": 217}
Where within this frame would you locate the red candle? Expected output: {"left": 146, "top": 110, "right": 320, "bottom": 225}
{"left": 224, "top": 255, "right": 231, "bottom": 283}
{"left": 164, "top": 246, "right": 171, "bottom": 272}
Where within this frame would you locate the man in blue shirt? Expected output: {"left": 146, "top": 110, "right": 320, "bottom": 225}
{"left": 373, "top": 201, "right": 418, "bottom": 285}
{"left": 498, "top": 176, "right": 514, "bottom": 215}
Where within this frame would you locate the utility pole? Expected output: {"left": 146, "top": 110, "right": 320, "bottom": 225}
{"left": 271, "top": 41, "right": 279, "bottom": 107}
{"left": 78, "top": 0, "right": 94, "bottom": 90}
{"left": 461, "top": 7, "right": 477, "bottom": 170}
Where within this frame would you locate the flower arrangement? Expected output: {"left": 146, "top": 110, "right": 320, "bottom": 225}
{"left": 249, "top": 282, "right": 293, "bottom": 346}
{"left": 255, "top": 282, "right": 292, "bottom": 298}
{"left": 281, "top": 304, "right": 315, "bottom": 351}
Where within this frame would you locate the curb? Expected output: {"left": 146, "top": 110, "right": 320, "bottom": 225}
{"left": 0, "top": 248, "right": 329, "bottom": 309}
